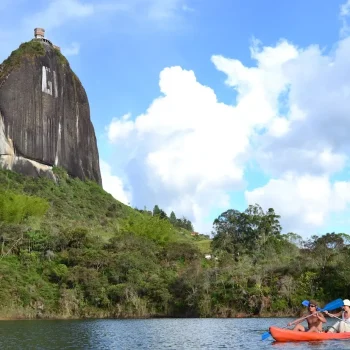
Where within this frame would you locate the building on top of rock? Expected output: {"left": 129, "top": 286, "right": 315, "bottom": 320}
{"left": 34, "top": 27, "right": 45, "bottom": 39}
{"left": 33, "top": 27, "right": 61, "bottom": 51}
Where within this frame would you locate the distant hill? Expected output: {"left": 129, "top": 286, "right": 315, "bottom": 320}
{"left": 0, "top": 168, "right": 211, "bottom": 319}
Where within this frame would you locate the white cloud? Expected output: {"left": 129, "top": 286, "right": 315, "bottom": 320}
{"left": 0, "top": 0, "right": 192, "bottom": 62}
{"left": 62, "top": 42, "right": 80, "bottom": 56}
{"left": 242, "top": 33, "right": 350, "bottom": 234}
{"left": 341, "top": 0, "right": 350, "bottom": 16}
{"left": 212, "top": 39, "right": 298, "bottom": 129}
{"left": 95, "top": 0, "right": 192, "bottom": 24}
{"left": 108, "top": 114, "right": 135, "bottom": 142}
{"left": 105, "top": 41, "right": 300, "bottom": 233}
{"left": 182, "top": 5, "right": 194, "bottom": 12}
{"left": 136, "top": 0, "right": 194, "bottom": 21}
{"left": 106, "top": 66, "right": 250, "bottom": 232}
{"left": 258, "top": 148, "right": 347, "bottom": 178}
{"left": 267, "top": 117, "right": 290, "bottom": 137}
{"left": 0, "top": 0, "right": 96, "bottom": 61}
{"left": 104, "top": 16, "right": 350, "bottom": 236}
{"left": 147, "top": 0, "right": 185, "bottom": 20}
{"left": 340, "top": 0, "right": 350, "bottom": 37}
{"left": 100, "top": 160, "right": 132, "bottom": 205}
{"left": 245, "top": 174, "right": 350, "bottom": 234}
{"left": 24, "top": 0, "right": 94, "bottom": 31}
{"left": 256, "top": 36, "right": 350, "bottom": 177}
{"left": 96, "top": 0, "right": 193, "bottom": 23}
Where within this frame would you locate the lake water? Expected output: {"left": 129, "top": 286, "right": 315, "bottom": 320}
{"left": 0, "top": 318, "right": 350, "bottom": 349}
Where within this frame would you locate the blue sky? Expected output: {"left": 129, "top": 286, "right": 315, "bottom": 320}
{"left": 2, "top": 0, "right": 350, "bottom": 237}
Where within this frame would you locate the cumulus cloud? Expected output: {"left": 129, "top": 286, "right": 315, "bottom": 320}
{"left": 105, "top": 4, "right": 350, "bottom": 236}
{"left": 240, "top": 35, "right": 350, "bottom": 234}
{"left": 245, "top": 174, "right": 350, "bottom": 235}
{"left": 106, "top": 66, "right": 250, "bottom": 232}
{"left": 100, "top": 160, "right": 132, "bottom": 205}
{"left": 215, "top": 38, "right": 350, "bottom": 178}
{"left": 108, "top": 114, "right": 135, "bottom": 142}
{"left": 212, "top": 39, "right": 298, "bottom": 129}
{"left": 250, "top": 43, "right": 350, "bottom": 193}
{"left": 105, "top": 42, "right": 301, "bottom": 233}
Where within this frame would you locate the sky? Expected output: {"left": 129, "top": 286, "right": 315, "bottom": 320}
{"left": 2, "top": 0, "right": 350, "bottom": 238}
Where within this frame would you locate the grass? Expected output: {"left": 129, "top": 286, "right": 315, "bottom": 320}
{"left": 194, "top": 239, "right": 212, "bottom": 254}
{"left": 0, "top": 168, "right": 202, "bottom": 244}
{"left": 54, "top": 48, "right": 68, "bottom": 66}
{"left": 0, "top": 41, "right": 45, "bottom": 80}
{"left": 0, "top": 40, "right": 73, "bottom": 82}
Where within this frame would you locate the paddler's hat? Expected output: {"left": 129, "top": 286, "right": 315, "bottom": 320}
{"left": 343, "top": 299, "right": 350, "bottom": 306}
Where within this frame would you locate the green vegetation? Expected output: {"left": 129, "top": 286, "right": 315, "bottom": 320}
{"left": 54, "top": 48, "right": 68, "bottom": 66}
{"left": 194, "top": 239, "right": 211, "bottom": 254}
{"left": 0, "top": 40, "right": 71, "bottom": 81}
{"left": 0, "top": 168, "right": 348, "bottom": 319}
{"left": 0, "top": 169, "right": 199, "bottom": 319}
{"left": 210, "top": 205, "right": 350, "bottom": 316}
{"left": 0, "top": 41, "right": 45, "bottom": 80}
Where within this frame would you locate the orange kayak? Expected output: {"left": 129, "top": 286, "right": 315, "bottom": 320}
{"left": 270, "top": 326, "right": 350, "bottom": 342}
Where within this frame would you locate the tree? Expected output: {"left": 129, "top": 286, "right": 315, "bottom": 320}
{"left": 257, "top": 207, "right": 282, "bottom": 245}
{"left": 170, "top": 211, "right": 177, "bottom": 226}
{"left": 0, "top": 190, "right": 49, "bottom": 224}
{"left": 211, "top": 204, "right": 282, "bottom": 257}
{"left": 282, "top": 232, "right": 304, "bottom": 248}
{"left": 175, "top": 216, "right": 194, "bottom": 231}
{"left": 306, "top": 233, "right": 346, "bottom": 270}
{"left": 159, "top": 209, "right": 168, "bottom": 220}
{"left": 152, "top": 205, "right": 168, "bottom": 220}
{"left": 211, "top": 209, "right": 243, "bottom": 256}
{"left": 153, "top": 205, "right": 161, "bottom": 216}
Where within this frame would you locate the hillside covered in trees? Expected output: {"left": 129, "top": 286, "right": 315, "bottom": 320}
{"left": 0, "top": 168, "right": 349, "bottom": 319}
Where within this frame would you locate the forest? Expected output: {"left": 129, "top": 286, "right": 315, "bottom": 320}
{"left": 0, "top": 167, "right": 348, "bottom": 319}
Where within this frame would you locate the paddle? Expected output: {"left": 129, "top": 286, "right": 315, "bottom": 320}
{"left": 302, "top": 299, "right": 343, "bottom": 313}
{"left": 302, "top": 300, "right": 321, "bottom": 311}
{"left": 261, "top": 298, "right": 344, "bottom": 341}
{"left": 326, "top": 314, "right": 343, "bottom": 322}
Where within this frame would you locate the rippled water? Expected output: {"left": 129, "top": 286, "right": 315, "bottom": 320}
{"left": 1, "top": 318, "right": 350, "bottom": 349}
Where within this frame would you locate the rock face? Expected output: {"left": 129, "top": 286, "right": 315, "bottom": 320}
{"left": 0, "top": 39, "right": 102, "bottom": 185}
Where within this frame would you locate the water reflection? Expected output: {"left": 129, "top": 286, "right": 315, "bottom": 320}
{"left": 0, "top": 318, "right": 348, "bottom": 349}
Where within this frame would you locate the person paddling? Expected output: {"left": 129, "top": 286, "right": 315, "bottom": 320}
{"left": 325, "top": 299, "right": 350, "bottom": 333}
{"left": 288, "top": 300, "right": 326, "bottom": 332}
